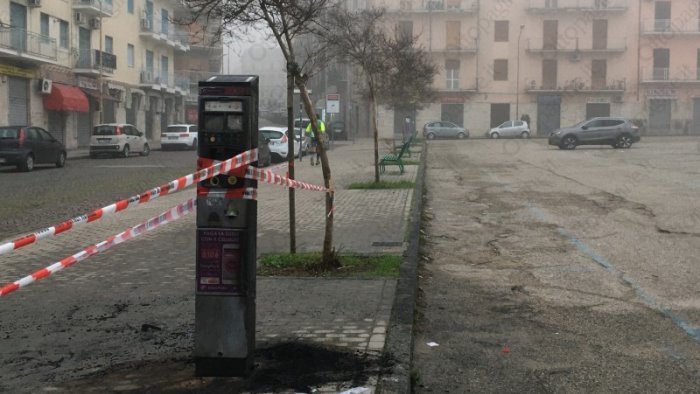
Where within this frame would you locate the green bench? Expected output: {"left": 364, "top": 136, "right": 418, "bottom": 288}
{"left": 379, "top": 137, "right": 413, "bottom": 174}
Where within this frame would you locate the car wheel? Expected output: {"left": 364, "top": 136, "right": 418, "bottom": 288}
{"left": 521, "top": 131, "right": 530, "bottom": 139}
{"left": 616, "top": 135, "right": 633, "bottom": 149}
{"left": 561, "top": 136, "right": 577, "bottom": 150}
{"left": 191, "top": 139, "right": 198, "bottom": 150}
{"left": 56, "top": 151, "right": 66, "bottom": 168}
{"left": 141, "top": 143, "right": 150, "bottom": 156}
{"left": 19, "top": 154, "right": 34, "bottom": 172}
{"left": 457, "top": 132, "right": 466, "bottom": 139}
{"left": 122, "top": 144, "right": 130, "bottom": 158}
{"left": 491, "top": 132, "right": 500, "bottom": 139}
{"left": 426, "top": 132, "right": 435, "bottom": 140}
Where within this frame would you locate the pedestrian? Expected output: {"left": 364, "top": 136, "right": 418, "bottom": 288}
{"left": 305, "top": 114, "right": 326, "bottom": 166}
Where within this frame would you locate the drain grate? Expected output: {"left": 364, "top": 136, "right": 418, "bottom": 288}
{"left": 372, "top": 241, "right": 403, "bottom": 247}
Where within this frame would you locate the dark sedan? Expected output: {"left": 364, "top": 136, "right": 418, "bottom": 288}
{"left": 549, "top": 117, "right": 641, "bottom": 150}
{"left": 0, "top": 126, "right": 66, "bottom": 172}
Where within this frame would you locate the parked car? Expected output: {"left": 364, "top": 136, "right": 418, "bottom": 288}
{"left": 294, "top": 118, "right": 311, "bottom": 137}
{"left": 487, "top": 120, "right": 530, "bottom": 139}
{"left": 90, "top": 123, "right": 150, "bottom": 158}
{"left": 259, "top": 126, "right": 305, "bottom": 162}
{"left": 548, "top": 117, "right": 641, "bottom": 150}
{"left": 0, "top": 126, "right": 66, "bottom": 172}
{"left": 329, "top": 120, "right": 346, "bottom": 140}
{"left": 422, "top": 121, "right": 469, "bottom": 139}
{"left": 161, "top": 124, "right": 198, "bottom": 150}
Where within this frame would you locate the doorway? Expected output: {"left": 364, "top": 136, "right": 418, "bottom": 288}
{"left": 536, "top": 95, "right": 561, "bottom": 136}
{"left": 490, "top": 103, "right": 510, "bottom": 128}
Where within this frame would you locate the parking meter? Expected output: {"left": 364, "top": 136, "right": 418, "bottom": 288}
{"left": 194, "top": 75, "right": 258, "bottom": 376}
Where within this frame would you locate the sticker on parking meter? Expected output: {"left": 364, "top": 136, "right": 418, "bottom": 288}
{"left": 196, "top": 229, "right": 244, "bottom": 295}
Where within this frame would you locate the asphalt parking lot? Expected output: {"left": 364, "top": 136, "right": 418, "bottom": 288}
{"left": 413, "top": 136, "right": 700, "bottom": 392}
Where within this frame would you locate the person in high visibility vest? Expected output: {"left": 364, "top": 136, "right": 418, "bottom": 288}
{"left": 305, "top": 114, "right": 326, "bottom": 166}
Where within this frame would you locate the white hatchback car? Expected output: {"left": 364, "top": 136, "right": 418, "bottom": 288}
{"left": 90, "top": 123, "right": 150, "bottom": 158}
{"left": 161, "top": 124, "right": 198, "bottom": 150}
{"left": 487, "top": 120, "right": 530, "bottom": 139}
{"left": 259, "top": 127, "right": 306, "bottom": 161}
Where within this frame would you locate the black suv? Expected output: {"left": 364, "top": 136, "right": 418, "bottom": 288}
{"left": 548, "top": 117, "right": 641, "bottom": 150}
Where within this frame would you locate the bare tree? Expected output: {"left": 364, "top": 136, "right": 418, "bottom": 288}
{"left": 322, "top": 8, "right": 388, "bottom": 182}
{"left": 378, "top": 34, "right": 438, "bottom": 119}
{"left": 183, "top": 0, "right": 340, "bottom": 268}
{"left": 323, "top": 8, "right": 435, "bottom": 182}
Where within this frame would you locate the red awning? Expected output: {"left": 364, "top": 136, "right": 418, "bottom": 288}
{"left": 43, "top": 84, "right": 89, "bottom": 113}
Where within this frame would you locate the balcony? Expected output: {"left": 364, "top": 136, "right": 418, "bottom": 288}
{"left": 526, "top": 36, "right": 627, "bottom": 55}
{"left": 526, "top": 0, "right": 627, "bottom": 13}
{"left": 525, "top": 78, "right": 626, "bottom": 93}
{"left": 140, "top": 69, "right": 188, "bottom": 95}
{"left": 139, "top": 15, "right": 190, "bottom": 52}
{"left": 433, "top": 40, "right": 478, "bottom": 55}
{"left": 641, "top": 67, "right": 700, "bottom": 84}
{"left": 74, "top": 49, "right": 116, "bottom": 75}
{"left": 72, "top": 0, "right": 113, "bottom": 18}
{"left": 0, "top": 26, "right": 57, "bottom": 65}
{"left": 390, "top": 0, "right": 478, "bottom": 14}
{"left": 641, "top": 19, "right": 700, "bottom": 35}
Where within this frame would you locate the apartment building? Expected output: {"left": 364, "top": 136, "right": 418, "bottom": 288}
{"left": 639, "top": 0, "right": 700, "bottom": 134}
{"left": 377, "top": 0, "right": 700, "bottom": 137}
{"left": 0, "top": 0, "right": 194, "bottom": 150}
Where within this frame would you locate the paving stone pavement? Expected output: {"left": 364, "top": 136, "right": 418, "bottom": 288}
{"left": 0, "top": 138, "right": 420, "bottom": 392}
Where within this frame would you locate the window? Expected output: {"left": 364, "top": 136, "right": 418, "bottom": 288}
{"left": 542, "top": 59, "right": 557, "bottom": 89}
{"left": 127, "top": 44, "right": 135, "bottom": 68}
{"left": 161, "top": 56, "right": 169, "bottom": 83}
{"left": 591, "top": 59, "right": 607, "bottom": 89}
{"left": 446, "top": 21, "right": 460, "bottom": 49}
{"left": 494, "top": 21, "right": 509, "bottom": 42}
{"left": 445, "top": 59, "right": 460, "bottom": 89}
{"left": 146, "top": 50, "right": 154, "bottom": 72}
{"left": 543, "top": 20, "right": 558, "bottom": 50}
{"left": 399, "top": 21, "right": 413, "bottom": 40}
{"left": 161, "top": 9, "right": 169, "bottom": 35}
{"left": 105, "top": 36, "right": 113, "bottom": 54}
{"left": 127, "top": 0, "right": 134, "bottom": 14}
{"left": 59, "top": 20, "right": 69, "bottom": 49}
{"left": 592, "top": 20, "right": 608, "bottom": 50}
{"left": 40, "top": 13, "right": 49, "bottom": 43}
{"left": 494, "top": 59, "right": 508, "bottom": 81}
{"left": 545, "top": 0, "right": 558, "bottom": 8}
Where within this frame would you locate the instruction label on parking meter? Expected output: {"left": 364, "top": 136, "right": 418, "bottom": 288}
{"left": 196, "top": 229, "right": 243, "bottom": 295}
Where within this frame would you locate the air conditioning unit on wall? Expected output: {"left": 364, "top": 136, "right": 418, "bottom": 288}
{"left": 75, "top": 12, "right": 86, "bottom": 24}
{"left": 89, "top": 18, "right": 101, "bottom": 30}
{"left": 28, "top": 0, "right": 41, "bottom": 7}
{"left": 40, "top": 79, "right": 52, "bottom": 94}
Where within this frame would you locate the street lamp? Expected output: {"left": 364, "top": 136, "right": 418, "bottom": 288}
{"left": 516, "top": 24, "right": 525, "bottom": 120}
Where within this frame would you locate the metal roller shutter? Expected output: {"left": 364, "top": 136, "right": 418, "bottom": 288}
{"left": 8, "top": 77, "right": 28, "bottom": 125}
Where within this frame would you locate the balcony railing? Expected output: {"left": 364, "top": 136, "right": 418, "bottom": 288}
{"left": 72, "top": 0, "right": 113, "bottom": 17}
{"left": 74, "top": 49, "right": 116, "bottom": 73}
{"left": 526, "top": 36, "right": 627, "bottom": 54}
{"left": 179, "top": 69, "right": 219, "bottom": 85}
{"left": 392, "top": 0, "right": 478, "bottom": 13}
{"left": 0, "top": 26, "right": 57, "bottom": 62}
{"left": 642, "top": 67, "right": 700, "bottom": 82}
{"left": 525, "top": 78, "right": 626, "bottom": 92}
{"left": 139, "top": 13, "right": 190, "bottom": 51}
{"left": 526, "top": 0, "right": 627, "bottom": 12}
{"left": 174, "top": 73, "right": 191, "bottom": 93}
{"left": 434, "top": 41, "right": 478, "bottom": 54}
{"left": 642, "top": 19, "right": 700, "bottom": 34}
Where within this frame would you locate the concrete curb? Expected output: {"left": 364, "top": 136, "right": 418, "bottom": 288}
{"left": 377, "top": 139, "right": 427, "bottom": 393}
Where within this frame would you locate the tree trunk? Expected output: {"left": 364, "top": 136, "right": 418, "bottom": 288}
{"left": 295, "top": 81, "right": 337, "bottom": 267}
{"left": 286, "top": 64, "right": 296, "bottom": 253}
{"left": 369, "top": 85, "right": 380, "bottom": 183}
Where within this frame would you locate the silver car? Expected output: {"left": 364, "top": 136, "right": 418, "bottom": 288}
{"left": 422, "top": 121, "right": 469, "bottom": 140}
{"left": 487, "top": 120, "right": 530, "bottom": 139}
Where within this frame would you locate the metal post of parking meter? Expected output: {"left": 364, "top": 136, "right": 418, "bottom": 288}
{"left": 194, "top": 75, "right": 259, "bottom": 377}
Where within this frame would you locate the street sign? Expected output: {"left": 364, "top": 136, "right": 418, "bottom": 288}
{"left": 326, "top": 94, "right": 340, "bottom": 114}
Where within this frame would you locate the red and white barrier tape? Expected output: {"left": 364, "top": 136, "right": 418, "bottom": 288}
{"left": 0, "top": 150, "right": 257, "bottom": 256}
{"left": 244, "top": 166, "right": 329, "bottom": 193}
{"left": 0, "top": 199, "right": 196, "bottom": 297}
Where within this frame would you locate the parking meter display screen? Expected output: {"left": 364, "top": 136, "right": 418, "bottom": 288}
{"left": 203, "top": 113, "right": 244, "bottom": 133}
